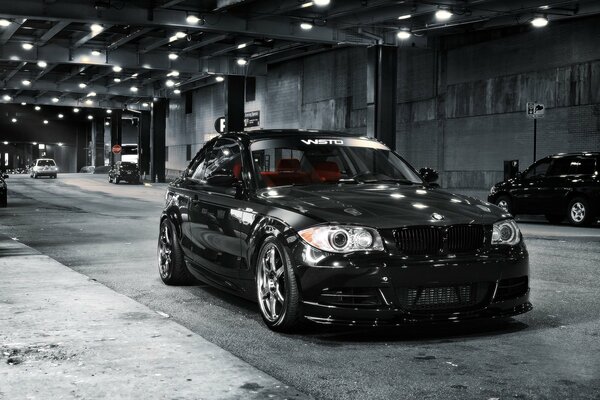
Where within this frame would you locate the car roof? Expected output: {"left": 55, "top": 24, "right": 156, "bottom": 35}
{"left": 547, "top": 152, "right": 600, "bottom": 157}
{"left": 220, "top": 129, "right": 375, "bottom": 142}
{"left": 35, "top": 158, "right": 55, "bottom": 161}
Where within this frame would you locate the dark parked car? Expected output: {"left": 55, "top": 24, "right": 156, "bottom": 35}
{"left": 1, "top": 172, "right": 8, "bottom": 207}
{"left": 158, "top": 130, "right": 531, "bottom": 331}
{"left": 489, "top": 152, "right": 600, "bottom": 226}
{"left": 108, "top": 161, "right": 140, "bottom": 184}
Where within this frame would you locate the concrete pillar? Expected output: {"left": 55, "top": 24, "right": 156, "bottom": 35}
{"left": 110, "top": 110, "right": 123, "bottom": 165}
{"left": 367, "top": 45, "right": 398, "bottom": 149}
{"left": 151, "top": 99, "right": 167, "bottom": 183}
{"left": 225, "top": 75, "right": 245, "bottom": 133}
{"left": 138, "top": 111, "right": 151, "bottom": 178}
{"left": 92, "top": 117, "right": 105, "bottom": 167}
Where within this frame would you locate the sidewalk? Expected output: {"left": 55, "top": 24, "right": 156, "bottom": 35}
{"left": 0, "top": 236, "right": 309, "bottom": 400}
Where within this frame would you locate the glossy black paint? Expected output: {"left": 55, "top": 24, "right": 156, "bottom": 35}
{"left": 161, "top": 130, "right": 531, "bottom": 326}
{"left": 108, "top": 161, "right": 140, "bottom": 184}
{"left": 488, "top": 153, "right": 600, "bottom": 219}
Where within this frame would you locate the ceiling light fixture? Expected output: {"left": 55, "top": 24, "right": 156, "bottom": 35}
{"left": 435, "top": 9, "right": 453, "bottom": 21}
{"left": 87, "top": 91, "right": 97, "bottom": 97}
{"left": 531, "top": 16, "right": 549, "bottom": 27}
{"left": 21, "top": 102, "right": 26, "bottom": 106}
{"left": 186, "top": 14, "right": 200, "bottom": 24}
{"left": 237, "top": 58, "right": 248, "bottom": 66}
{"left": 73, "top": 107, "right": 79, "bottom": 113}
{"left": 397, "top": 30, "right": 412, "bottom": 40}
{"left": 105, "top": 121, "right": 110, "bottom": 126}
{"left": 215, "top": 76, "right": 225, "bottom": 82}
{"left": 79, "top": 83, "right": 87, "bottom": 88}
{"left": 37, "top": 60, "right": 47, "bottom": 68}
{"left": 168, "top": 52, "right": 179, "bottom": 60}
{"left": 175, "top": 31, "right": 186, "bottom": 39}
{"left": 237, "top": 43, "right": 247, "bottom": 49}
{"left": 300, "top": 22, "right": 313, "bottom": 30}
{"left": 165, "top": 80, "right": 175, "bottom": 87}
{"left": 0, "top": 19, "right": 11, "bottom": 27}
{"left": 52, "top": 97, "right": 59, "bottom": 103}
{"left": 130, "top": 86, "right": 138, "bottom": 92}
{"left": 112, "top": 65, "right": 122, "bottom": 72}
{"left": 3, "top": 94, "right": 11, "bottom": 101}
{"left": 113, "top": 78, "right": 121, "bottom": 83}
{"left": 22, "top": 79, "right": 31, "bottom": 86}
{"left": 106, "top": 109, "right": 112, "bottom": 114}
{"left": 142, "top": 102, "right": 149, "bottom": 107}
{"left": 87, "top": 115, "right": 93, "bottom": 120}
{"left": 43, "top": 120, "right": 49, "bottom": 124}
{"left": 173, "top": 89, "right": 181, "bottom": 94}
{"left": 35, "top": 106, "right": 41, "bottom": 111}
{"left": 90, "top": 24, "right": 104, "bottom": 33}
{"left": 91, "top": 50, "right": 101, "bottom": 56}
{"left": 10, "top": 119, "right": 16, "bottom": 124}
{"left": 58, "top": 142, "right": 63, "bottom": 146}
{"left": 58, "top": 113, "right": 64, "bottom": 118}
{"left": 398, "top": 14, "right": 412, "bottom": 20}
{"left": 32, "top": 142, "right": 37, "bottom": 145}
{"left": 313, "top": 0, "right": 330, "bottom": 6}
{"left": 22, "top": 43, "right": 33, "bottom": 50}
{"left": 85, "top": 99, "right": 93, "bottom": 105}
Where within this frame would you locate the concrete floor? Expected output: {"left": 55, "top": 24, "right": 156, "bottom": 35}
{"left": 1, "top": 173, "right": 599, "bottom": 400}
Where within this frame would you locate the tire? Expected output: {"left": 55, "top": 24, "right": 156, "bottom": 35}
{"left": 115, "top": 177, "right": 120, "bottom": 184}
{"left": 108, "top": 176, "right": 112, "bottom": 183}
{"left": 566, "top": 197, "right": 593, "bottom": 226}
{"left": 33, "top": 173, "right": 37, "bottom": 179}
{"left": 494, "top": 195, "right": 513, "bottom": 214}
{"left": 545, "top": 214, "right": 563, "bottom": 224}
{"left": 157, "top": 218, "right": 195, "bottom": 285}
{"left": 255, "top": 237, "right": 303, "bottom": 332}
{"left": 52, "top": 175, "right": 57, "bottom": 179}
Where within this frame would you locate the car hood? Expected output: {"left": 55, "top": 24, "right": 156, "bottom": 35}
{"left": 257, "top": 184, "right": 508, "bottom": 229}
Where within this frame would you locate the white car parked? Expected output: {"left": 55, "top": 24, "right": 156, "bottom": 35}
{"left": 30, "top": 158, "right": 59, "bottom": 179}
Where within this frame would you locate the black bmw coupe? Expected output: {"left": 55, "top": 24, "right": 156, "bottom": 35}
{"left": 158, "top": 130, "right": 531, "bottom": 331}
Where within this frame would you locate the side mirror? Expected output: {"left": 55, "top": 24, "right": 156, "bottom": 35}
{"left": 419, "top": 167, "right": 439, "bottom": 184}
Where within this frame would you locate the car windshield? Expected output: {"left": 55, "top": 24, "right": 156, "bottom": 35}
{"left": 37, "top": 160, "right": 55, "bottom": 166}
{"left": 250, "top": 137, "right": 423, "bottom": 188}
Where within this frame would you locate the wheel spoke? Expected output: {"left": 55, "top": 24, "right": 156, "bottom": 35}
{"left": 274, "top": 288, "right": 284, "bottom": 303}
{"left": 275, "top": 266, "right": 284, "bottom": 279}
{"left": 269, "top": 248, "right": 277, "bottom": 272}
{"left": 269, "top": 296, "right": 277, "bottom": 318}
{"left": 260, "top": 286, "right": 270, "bottom": 300}
{"left": 164, "top": 226, "right": 171, "bottom": 245}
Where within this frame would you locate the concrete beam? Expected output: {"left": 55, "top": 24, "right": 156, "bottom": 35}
{"left": 0, "top": 0, "right": 374, "bottom": 45}
{"left": 38, "top": 21, "right": 70, "bottom": 46}
{"left": 2, "top": 79, "right": 155, "bottom": 98}
{"left": 4, "top": 95, "right": 140, "bottom": 110}
{"left": 0, "top": 18, "right": 25, "bottom": 45}
{"left": 0, "top": 42, "right": 266, "bottom": 76}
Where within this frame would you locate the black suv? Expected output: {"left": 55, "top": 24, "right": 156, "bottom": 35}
{"left": 108, "top": 161, "right": 140, "bottom": 184}
{"left": 489, "top": 153, "right": 600, "bottom": 226}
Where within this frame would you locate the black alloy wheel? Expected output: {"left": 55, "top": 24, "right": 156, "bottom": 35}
{"left": 157, "top": 219, "right": 195, "bottom": 285}
{"left": 256, "top": 237, "right": 303, "bottom": 332}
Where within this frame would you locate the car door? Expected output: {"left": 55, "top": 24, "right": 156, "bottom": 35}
{"left": 181, "top": 138, "right": 247, "bottom": 290}
{"left": 510, "top": 158, "right": 552, "bottom": 213}
{"left": 540, "top": 156, "right": 575, "bottom": 214}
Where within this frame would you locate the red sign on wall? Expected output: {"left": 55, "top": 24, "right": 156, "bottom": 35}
{"left": 112, "top": 144, "right": 122, "bottom": 154}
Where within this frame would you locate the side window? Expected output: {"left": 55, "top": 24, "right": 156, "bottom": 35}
{"left": 204, "top": 139, "right": 242, "bottom": 181}
{"left": 571, "top": 157, "right": 596, "bottom": 175}
{"left": 523, "top": 159, "right": 551, "bottom": 179}
{"left": 186, "top": 146, "right": 210, "bottom": 180}
{"left": 547, "top": 157, "right": 574, "bottom": 176}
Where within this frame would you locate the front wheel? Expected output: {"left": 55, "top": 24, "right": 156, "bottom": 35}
{"left": 494, "top": 195, "right": 513, "bottom": 214}
{"left": 157, "top": 219, "right": 195, "bottom": 285}
{"left": 256, "top": 237, "right": 303, "bottom": 332}
{"left": 566, "top": 197, "right": 593, "bottom": 226}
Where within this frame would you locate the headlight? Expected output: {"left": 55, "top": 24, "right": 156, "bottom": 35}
{"left": 492, "top": 219, "right": 520, "bottom": 245}
{"left": 298, "top": 225, "right": 384, "bottom": 253}
{"left": 489, "top": 186, "right": 498, "bottom": 195}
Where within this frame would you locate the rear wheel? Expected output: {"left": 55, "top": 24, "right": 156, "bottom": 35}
{"left": 494, "top": 195, "right": 513, "bottom": 214}
{"left": 545, "top": 214, "right": 563, "bottom": 224}
{"left": 256, "top": 237, "right": 303, "bottom": 332}
{"left": 157, "top": 219, "right": 195, "bottom": 285}
{"left": 566, "top": 197, "right": 593, "bottom": 226}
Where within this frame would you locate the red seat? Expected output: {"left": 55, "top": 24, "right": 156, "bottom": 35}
{"left": 232, "top": 160, "right": 242, "bottom": 180}
{"left": 276, "top": 158, "right": 301, "bottom": 172}
{"left": 312, "top": 161, "right": 341, "bottom": 182}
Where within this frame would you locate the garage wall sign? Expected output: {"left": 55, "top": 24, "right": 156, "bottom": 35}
{"left": 526, "top": 102, "right": 545, "bottom": 119}
{"left": 112, "top": 144, "right": 122, "bottom": 154}
{"left": 244, "top": 111, "right": 260, "bottom": 128}
{"left": 214, "top": 117, "right": 226, "bottom": 133}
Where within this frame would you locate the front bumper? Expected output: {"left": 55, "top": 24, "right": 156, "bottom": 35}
{"left": 33, "top": 170, "right": 57, "bottom": 176}
{"left": 293, "top": 242, "right": 531, "bottom": 326}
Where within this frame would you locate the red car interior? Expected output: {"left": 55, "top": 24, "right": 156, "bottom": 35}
{"left": 259, "top": 158, "right": 341, "bottom": 187}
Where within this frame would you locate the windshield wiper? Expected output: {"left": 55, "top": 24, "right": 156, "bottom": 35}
{"left": 373, "top": 178, "right": 417, "bottom": 185}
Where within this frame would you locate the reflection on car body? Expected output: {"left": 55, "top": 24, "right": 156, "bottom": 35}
{"left": 158, "top": 130, "right": 531, "bottom": 331}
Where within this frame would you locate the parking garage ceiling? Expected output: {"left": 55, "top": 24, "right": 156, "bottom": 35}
{"left": 0, "top": 0, "right": 598, "bottom": 110}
